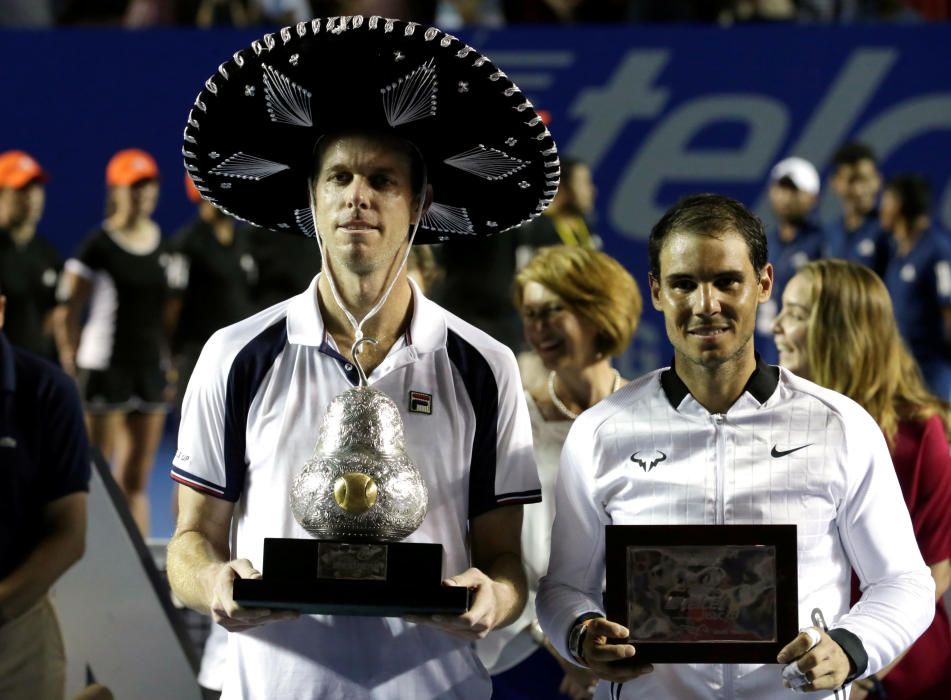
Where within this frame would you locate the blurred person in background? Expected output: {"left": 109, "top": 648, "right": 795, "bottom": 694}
{"left": 0, "top": 151, "right": 63, "bottom": 360}
{"left": 478, "top": 245, "right": 641, "bottom": 700}
{"left": 773, "top": 258, "right": 951, "bottom": 699}
{"left": 824, "top": 142, "right": 890, "bottom": 277}
{"left": 432, "top": 156, "right": 600, "bottom": 356}
{"left": 0, "top": 281, "right": 90, "bottom": 700}
{"left": 54, "top": 148, "right": 175, "bottom": 536}
{"left": 755, "top": 156, "right": 823, "bottom": 364}
{"left": 880, "top": 174, "right": 951, "bottom": 400}
{"left": 167, "top": 174, "right": 257, "bottom": 413}
{"left": 245, "top": 224, "right": 323, "bottom": 311}
{"left": 502, "top": 0, "right": 627, "bottom": 22}
{"left": 515, "top": 157, "right": 600, "bottom": 269}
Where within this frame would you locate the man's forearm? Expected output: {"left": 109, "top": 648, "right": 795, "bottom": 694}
{"left": 166, "top": 529, "right": 229, "bottom": 614}
{"left": 0, "top": 529, "right": 84, "bottom": 622}
{"left": 484, "top": 550, "right": 528, "bottom": 629}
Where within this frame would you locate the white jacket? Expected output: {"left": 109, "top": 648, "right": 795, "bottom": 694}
{"left": 537, "top": 362, "right": 935, "bottom": 700}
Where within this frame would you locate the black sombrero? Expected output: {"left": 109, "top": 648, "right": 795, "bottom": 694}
{"left": 182, "top": 16, "right": 560, "bottom": 244}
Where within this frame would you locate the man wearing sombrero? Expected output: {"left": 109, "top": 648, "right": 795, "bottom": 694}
{"left": 166, "top": 16, "right": 557, "bottom": 699}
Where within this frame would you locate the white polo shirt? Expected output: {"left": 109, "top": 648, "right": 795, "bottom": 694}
{"left": 537, "top": 359, "right": 935, "bottom": 700}
{"left": 172, "top": 275, "right": 540, "bottom": 700}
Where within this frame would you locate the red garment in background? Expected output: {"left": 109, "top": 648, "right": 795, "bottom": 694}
{"left": 903, "top": 0, "right": 950, "bottom": 20}
{"left": 851, "top": 414, "right": 951, "bottom": 698}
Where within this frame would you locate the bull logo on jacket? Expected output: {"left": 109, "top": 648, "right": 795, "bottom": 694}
{"left": 630, "top": 450, "right": 667, "bottom": 473}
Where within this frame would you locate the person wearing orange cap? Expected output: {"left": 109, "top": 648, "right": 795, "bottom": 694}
{"left": 0, "top": 150, "right": 63, "bottom": 360}
{"left": 166, "top": 174, "right": 258, "bottom": 412}
{"left": 54, "top": 148, "right": 174, "bottom": 536}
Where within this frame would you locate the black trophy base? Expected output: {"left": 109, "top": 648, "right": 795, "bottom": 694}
{"left": 233, "top": 537, "right": 469, "bottom": 617}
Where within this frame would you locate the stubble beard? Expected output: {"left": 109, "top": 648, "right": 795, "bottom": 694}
{"left": 678, "top": 326, "right": 754, "bottom": 372}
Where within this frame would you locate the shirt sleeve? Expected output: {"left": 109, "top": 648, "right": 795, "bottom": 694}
{"left": 905, "top": 415, "right": 951, "bottom": 565}
{"left": 171, "top": 330, "right": 234, "bottom": 500}
{"left": 489, "top": 348, "right": 541, "bottom": 509}
{"left": 63, "top": 231, "right": 103, "bottom": 281}
{"left": 931, "top": 239, "right": 951, "bottom": 308}
{"left": 834, "top": 405, "right": 936, "bottom": 676}
{"left": 39, "top": 366, "right": 91, "bottom": 501}
{"left": 536, "top": 416, "right": 610, "bottom": 664}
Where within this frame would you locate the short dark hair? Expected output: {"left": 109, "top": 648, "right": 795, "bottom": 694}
{"left": 832, "top": 142, "right": 878, "bottom": 170}
{"left": 312, "top": 129, "right": 427, "bottom": 196}
{"left": 648, "top": 194, "right": 768, "bottom": 278}
{"left": 885, "top": 174, "right": 931, "bottom": 222}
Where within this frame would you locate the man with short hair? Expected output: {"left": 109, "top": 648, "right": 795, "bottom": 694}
{"left": 880, "top": 174, "right": 951, "bottom": 400}
{"left": 0, "top": 151, "right": 62, "bottom": 359}
{"left": 756, "top": 157, "right": 823, "bottom": 363}
{"left": 0, "top": 281, "right": 90, "bottom": 700}
{"left": 166, "top": 17, "right": 555, "bottom": 699}
{"left": 825, "top": 142, "right": 890, "bottom": 277}
{"left": 537, "top": 193, "right": 935, "bottom": 700}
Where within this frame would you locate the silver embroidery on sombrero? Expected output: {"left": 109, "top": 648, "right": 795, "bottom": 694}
{"left": 420, "top": 202, "right": 474, "bottom": 234}
{"left": 210, "top": 152, "right": 290, "bottom": 180}
{"left": 294, "top": 208, "right": 317, "bottom": 238}
{"left": 262, "top": 64, "right": 313, "bottom": 127}
{"left": 444, "top": 145, "right": 527, "bottom": 181}
{"left": 381, "top": 58, "right": 438, "bottom": 127}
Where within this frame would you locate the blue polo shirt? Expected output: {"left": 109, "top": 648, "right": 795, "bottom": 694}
{"left": 757, "top": 219, "right": 826, "bottom": 364}
{"left": 824, "top": 210, "right": 891, "bottom": 277}
{"left": 885, "top": 229, "right": 951, "bottom": 400}
{"left": 0, "top": 332, "right": 90, "bottom": 580}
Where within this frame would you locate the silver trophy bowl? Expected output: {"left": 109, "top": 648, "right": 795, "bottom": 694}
{"left": 290, "top": 340, "right": 428, "bottom": 542}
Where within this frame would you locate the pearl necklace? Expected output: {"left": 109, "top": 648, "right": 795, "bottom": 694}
{"left": 547, "top": 369, "right": 621, "bottom": 420}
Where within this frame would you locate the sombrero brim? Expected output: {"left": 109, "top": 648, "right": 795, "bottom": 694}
{"left": 182, "top": 16, "right": 560, "bottom": 244}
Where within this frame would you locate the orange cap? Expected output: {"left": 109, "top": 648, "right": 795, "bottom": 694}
{"left": 184, "top": 172, "right": 202, "bottom": 203}
{"left": 0, "top": 150, "right": 48, "bottom": 189}
{"left": 106, "top": 148, "right": 159, "bottom": 186}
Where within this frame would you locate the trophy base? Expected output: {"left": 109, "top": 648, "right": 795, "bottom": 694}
{"left": 233, "top": 537, "right": 469, "bottom": 617}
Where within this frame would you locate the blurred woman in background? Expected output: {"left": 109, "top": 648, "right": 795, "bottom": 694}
{"left": 478, "top": 245, "right": 641, "bottom": 700}
{"left": 773, "top": 258, "right": 951, "bottom": 700}
{"left": 55, "top": 148, "right": 175, "bottom": 536}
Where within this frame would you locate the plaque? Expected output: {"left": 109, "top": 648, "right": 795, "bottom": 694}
{"left": 605, "top": 525, "right": 798, "bottom": 663}
{"left": 234, "top": 342, "right": 469, "bottom": 617}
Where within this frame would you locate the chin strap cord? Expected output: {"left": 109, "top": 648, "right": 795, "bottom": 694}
{"left": 307, "top": 167, "right": 427, "bottom": 378}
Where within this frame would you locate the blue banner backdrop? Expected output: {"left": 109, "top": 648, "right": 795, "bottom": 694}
{"left": 2, "top": 26, "right": 950, "bottom": 370}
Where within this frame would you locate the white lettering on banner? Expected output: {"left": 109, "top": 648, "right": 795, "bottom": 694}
{"left": 553, "top": 46, "right": 949, "bottom": 238}
{"left": 612, "top": 95, "right": 788, "bottom": 238}
{"left": 488, "top": 51, "right": 574, "bottom": 91}
{"left": 768, "top": 49, "right": 897, "bottom": 222}
{"left": 567, "top": 50, "right": 670, "bottom": 170}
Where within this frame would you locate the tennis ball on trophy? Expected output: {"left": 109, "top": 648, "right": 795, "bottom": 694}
{"left": 334, "top": 473, "right": 379, "bottom": 514}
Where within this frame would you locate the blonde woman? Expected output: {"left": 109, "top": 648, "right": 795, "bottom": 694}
{"left": 479, "top": 245, "right": 641, "bottom": 700}
{"left": 773, "top": 258, "right": 951, "bottom": 700}
{"left": 55, "top": 149, "right": 175, "bottom": 536}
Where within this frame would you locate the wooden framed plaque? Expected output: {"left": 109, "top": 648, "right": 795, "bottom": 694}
{"left": 605, "top": 525, "right": 798, "bottom": 664}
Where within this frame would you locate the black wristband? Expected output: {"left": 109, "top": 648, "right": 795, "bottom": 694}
{"left": 828, "top": 627, "right": 868, "bottom": 684}
{"left": 567, "top": 611, "right": 601, "bottom": 664}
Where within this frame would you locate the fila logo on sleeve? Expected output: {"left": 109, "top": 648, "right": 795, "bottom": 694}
{"left": 409, "top": 391, "right": 433, "bottom": 415}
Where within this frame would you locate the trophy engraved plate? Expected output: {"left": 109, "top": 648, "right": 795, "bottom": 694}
{"left": 234, "top": 341, "right": 469, "bottom": 617}
{"left": 317, "top": 543, "right": 387, "bottom": 581}
{"left": 605, "top": 525, "right": 798, "bottom": 663}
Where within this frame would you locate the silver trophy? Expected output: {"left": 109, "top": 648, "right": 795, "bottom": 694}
{"left": 234, "top": 338, "right": 468, "bottom": 615}
{"left": 290, "top": 342, "right": 428, "bottom": 541}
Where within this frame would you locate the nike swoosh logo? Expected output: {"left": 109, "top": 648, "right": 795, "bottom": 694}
{"left": 771, "top": 443, "right": 812, "bottom": 458}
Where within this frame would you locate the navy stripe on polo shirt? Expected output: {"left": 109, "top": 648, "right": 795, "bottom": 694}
{"left": 446, "top": 328, "right": 500, "bottom": 519}
{"left": 223, "top": 320, "right": 288, "bottom": 500}
{"left": 171, "top": 318, "right": 288, "bottom": 501}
